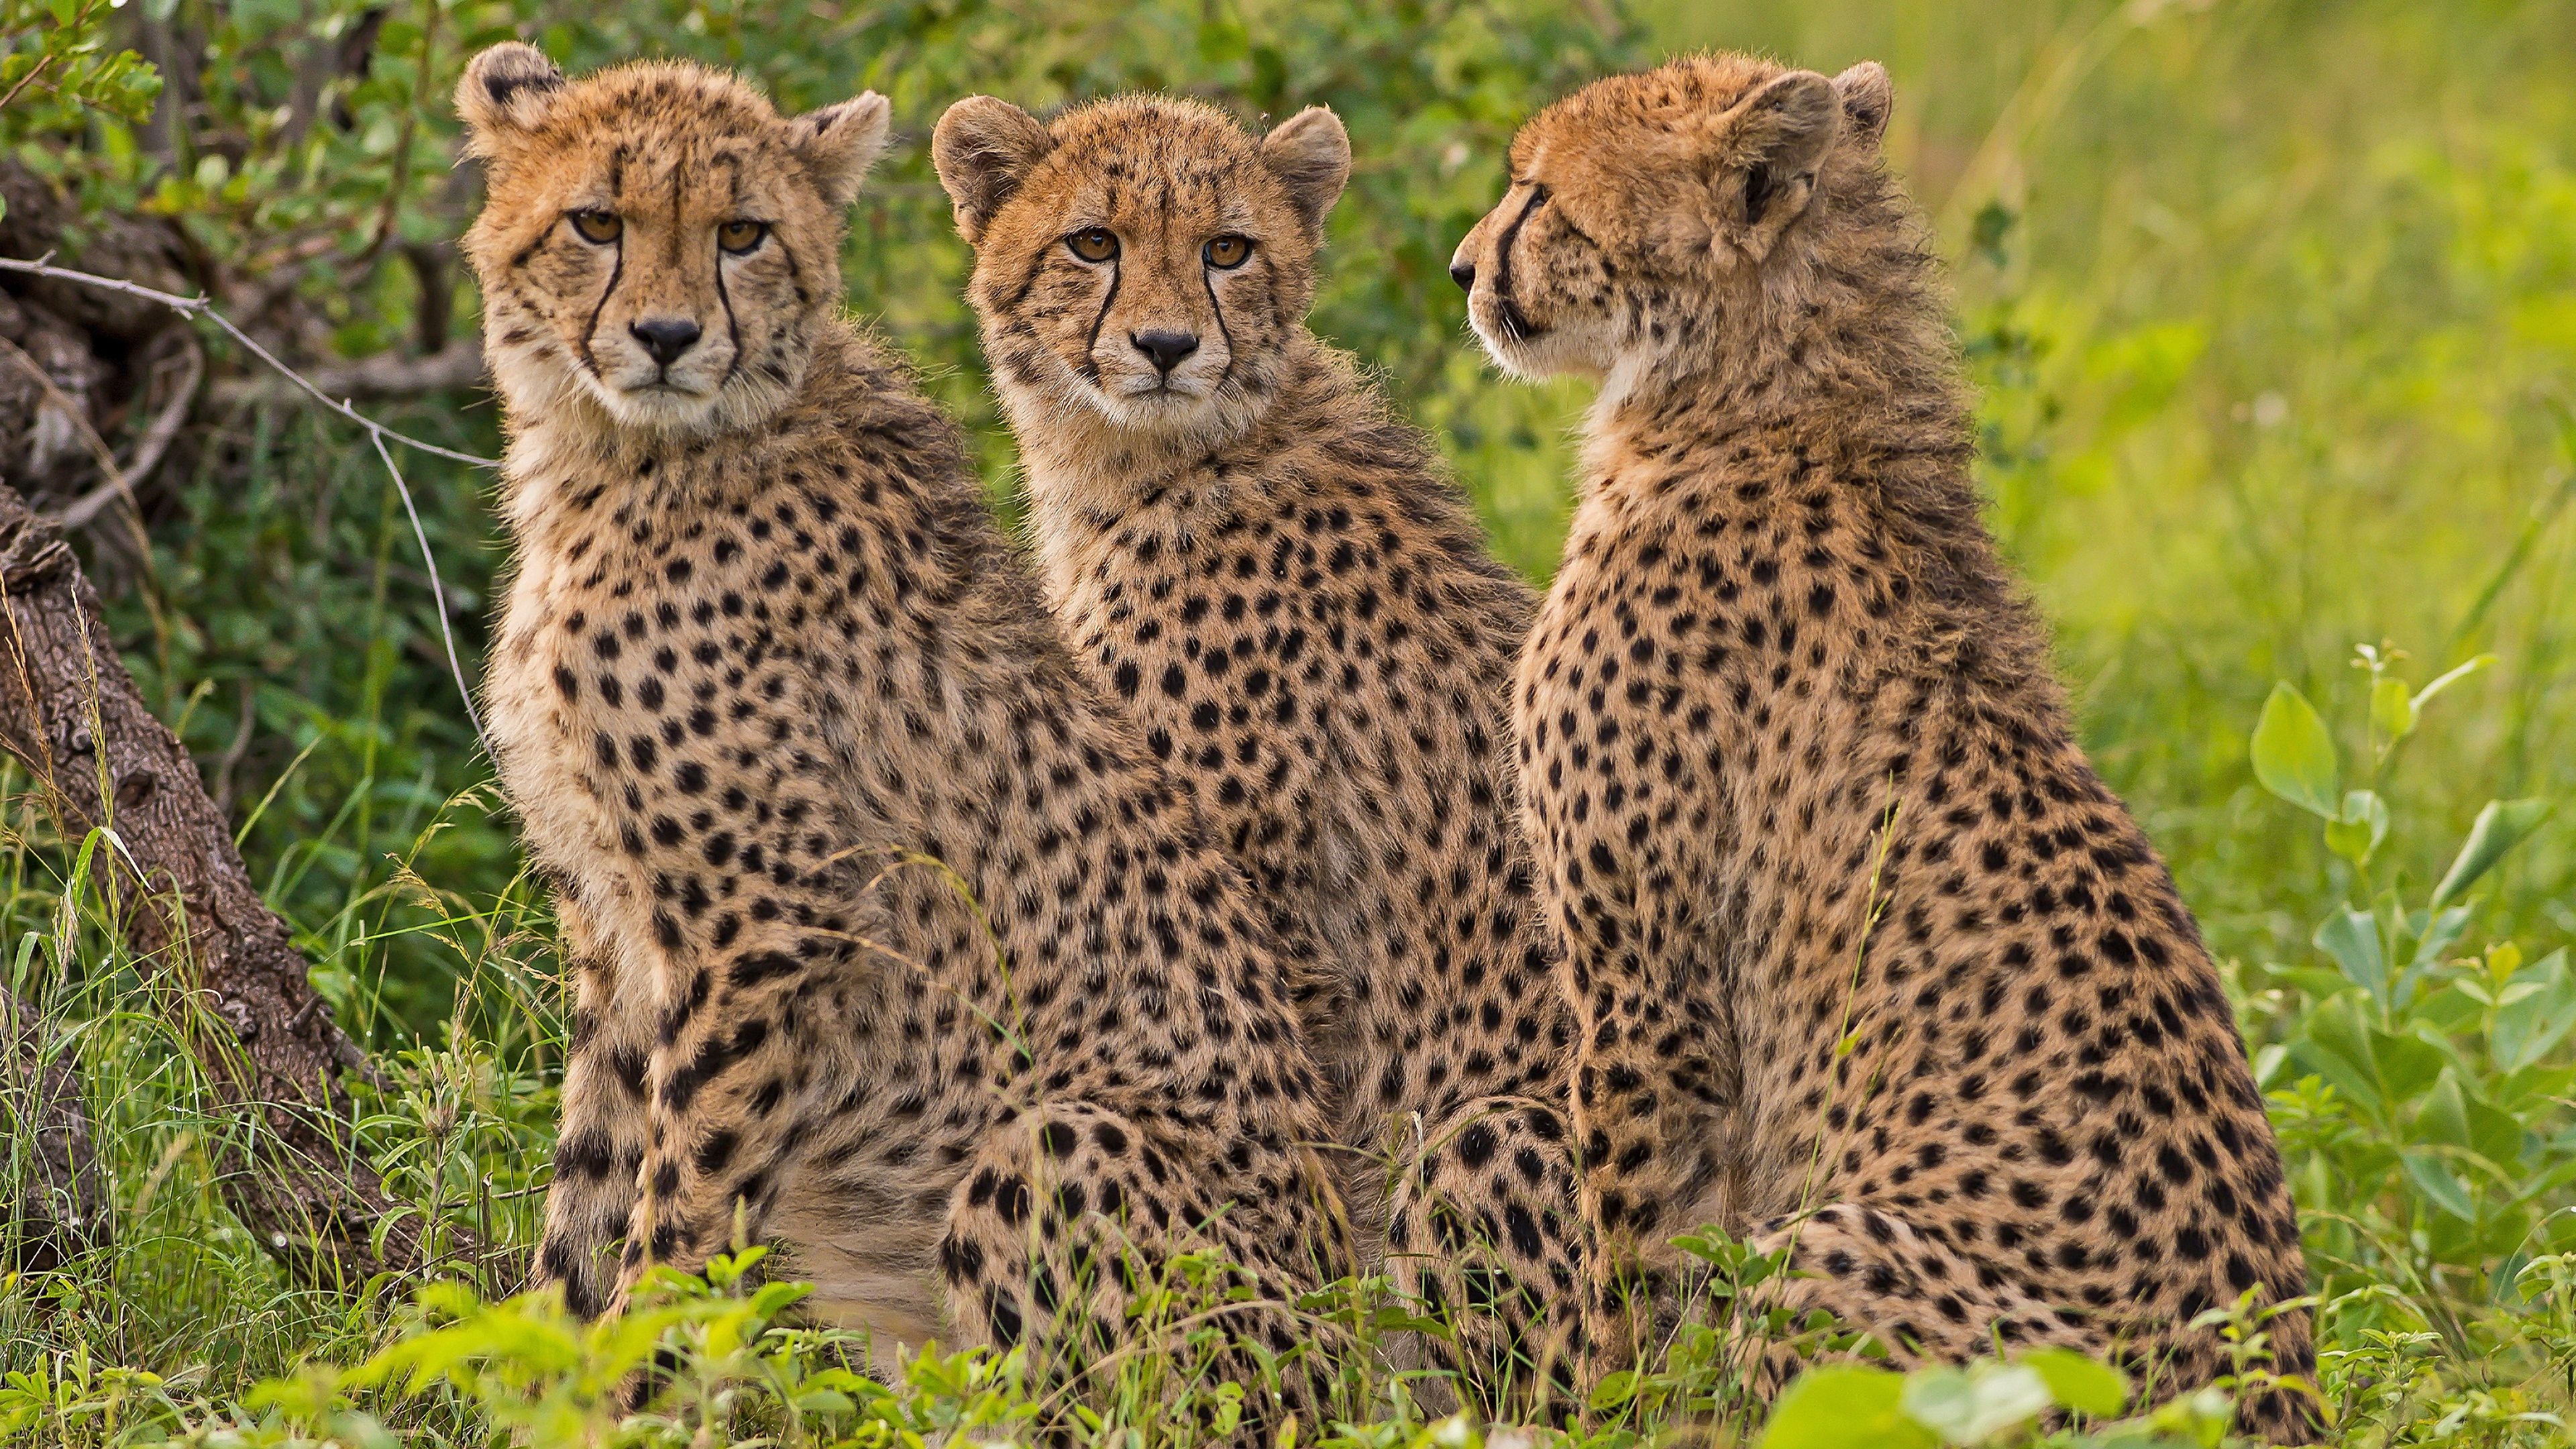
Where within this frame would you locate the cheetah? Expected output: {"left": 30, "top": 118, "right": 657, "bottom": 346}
{"left": 931, "top": 94, "right": 1585, "bottom": 1413}
{"left": 453, "top": 44, "right": 1350, "bottom": 1415}
{"left": 1448, "top": 55, "right": 2314, "bottom": 1436}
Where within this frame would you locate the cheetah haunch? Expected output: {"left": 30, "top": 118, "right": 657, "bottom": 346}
{"left": 933, "top": 93, "right": 1585, "bottom": 1413}
{"left": 455, "top": 44, "right": 1348, "bottom": 1413}
{"left": 1450, "top": 54, "right": 2314, "bottom": 1437}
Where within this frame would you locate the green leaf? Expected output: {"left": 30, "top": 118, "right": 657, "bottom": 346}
{"left": 2250, "top": 683, "right": 2340, "bottom": 818}
{"left": 1586, "top": 1368, "right": 1638, "bottom": 1411}
{"left": 2430, "top": 799, "right": 2555, "bottom": 911}
{"left": 2314, "top": 907, "right": 2390, "bottom": 1011}
{"left": 2020, "top": 1348, "right": 2130, "bottom": 1418}
{"left": 2369, "top": 675, "right": 2416, "bottom": 746}
{"left": 2402, "top": 1149, "right": 2477, "bottom": 1220}
{"left": 2493, "top": 950, "right": 2576, "bottom": 1073}
{"left": 2324, "top": 789, "right": 2390, "bottom": 865}
{"left": 2414, "top": 1069, "right": 2473, "bottom": 1148}
{"left": 1759, "top": 1365, "right": 1934, "bottom": 1449}
{"left": 1902, "top": 1363, "right": 2053, "bottom": 1444}
{"left": 2295, "top": 991, "right": 2385, "bottom": 1114}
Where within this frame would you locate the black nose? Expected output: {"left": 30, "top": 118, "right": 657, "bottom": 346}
{"left": 1450, "top": 260, "right": 1475, "bottom": 291}
{"left": 630, "top": 317, "right": 703, "bottom": 368}
{"left": 1130, "top": 329, "right": 1200, "bottom": 374}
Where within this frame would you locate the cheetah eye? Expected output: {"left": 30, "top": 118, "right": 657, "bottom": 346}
{"left": 717, "top": 219, "right": 768, "bottom": 255}
{"left": 1065, "top": 227, "right": 1119, "bottom": 264}
{"left": 569, "top": 210, "right": 623, "bottom": 245}
{"left": 1203, "top": 234, "right": 1252, "bottom": 270}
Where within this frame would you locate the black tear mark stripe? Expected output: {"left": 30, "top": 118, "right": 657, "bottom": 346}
{"left": 1493, "top": 183, "right": 1549, "bottom": 340}
{"left": 1080, "top": 256, "right": 1120, "bottom": 385}
{"left": 1203, "top": 264, "right": 1236, "bottom": 389}
{"left": 712, "top": 152, "right": 745, "bottom": 392}
{"left": 577, "top": 145, "right": 636, "bottom": 378}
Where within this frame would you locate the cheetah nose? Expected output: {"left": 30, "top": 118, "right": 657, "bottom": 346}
{"left": 1130, "top": 329, "right": 1200, "bottom": 375}
{"left": 1450, "top": 260, "right": 1475, "bottom": 291}
{"left": 629, "top": 317, "right": 704, "bottom": 369}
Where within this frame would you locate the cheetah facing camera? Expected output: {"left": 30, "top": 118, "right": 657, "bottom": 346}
{"left": 1450, "top": 54, "right": 2315, "bottom": 1438}
{"left": 454, "top": 44, "right": 1350, "bottom": 1416}
{"left": 934, "top": 93, "right": 1585, "bottom": 1414}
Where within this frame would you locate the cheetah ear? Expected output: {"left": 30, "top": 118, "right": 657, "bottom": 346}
{"left": 932, "top": 97, "right": 1056, "bottom": 246}
{"left": 455, "top": 42, "right": 566, "bottom": 152}
{"left": 1259, "top": 107, "right": 1350, "bottom": 237}
{"left": 791, "top": 93, "right": 893, "bottom": 209}
{"left": 1707, "top": 68, "right": 1841, "bottom": 262}
{"left": 1834, "top": 61, "right": 1894, "bottom": 146}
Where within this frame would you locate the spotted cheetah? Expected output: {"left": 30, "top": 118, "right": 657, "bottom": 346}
{"left": 454, "top": 44, "right": 1349, "bottom": 1413}
{"left": 1449, "top": 55, "right": 2313, "bottom": 1436}
{"left": 932, "top": 94, "right": 1584, "bottom": 1412}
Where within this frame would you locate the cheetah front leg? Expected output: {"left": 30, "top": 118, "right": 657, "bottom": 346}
{"left": 533, "top": 892, "right": 654, "bottom": 1318}
{"left": 1562, "top": 947, "right": 1733, "bottom": 1394}
{"left": 941, "top": 1102, "right": 1349, "bottom": 1441}
{"left": 1386, "top": 1097, "right": 1586, "bottom": 1422}
{"left": 602, "top": 941, "right": 840, "bottom": 1316}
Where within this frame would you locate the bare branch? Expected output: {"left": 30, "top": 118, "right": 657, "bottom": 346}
{"left": 210, "top": 337, "right": 483, "bottom": 407}
{"left": 0, "top": 254, "right": 496, "bottom": 468}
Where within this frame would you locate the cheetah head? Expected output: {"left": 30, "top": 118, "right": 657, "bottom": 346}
{"left": 455, "top": 44, "right": 889, "bottom": 436}
{"left": 1450, "top": 54, "right": 1894, "bottom": 390}
{"left": 932, "top": 94, "right": 1348, "bottom": 446}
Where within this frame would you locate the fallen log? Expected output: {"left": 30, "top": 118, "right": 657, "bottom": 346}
{"left": 0, "top": 478, "right": 455, "bottom": 1287}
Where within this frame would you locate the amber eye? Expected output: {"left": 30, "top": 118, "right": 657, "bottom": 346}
{"left": 1203, "top": 234, "right": 1252, "bottom": 270}
{"left": 569, "top": 210, "right": 623, "bottom": 244}
{"left": 717, "top": 219, "right": 768, "bottom": 254}
{"left": 1065, "top": 227, "right": 1119, "bottom": 263}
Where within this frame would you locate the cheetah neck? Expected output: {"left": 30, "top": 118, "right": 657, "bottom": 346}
{"left": 1010, "top": 334, "right": 1359, "bottom": 603}
{"left": 1572, "top": 254, "right": 2049, "bottom": 693}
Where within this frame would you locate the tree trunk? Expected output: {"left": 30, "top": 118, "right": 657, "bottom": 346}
{"left": 0, "top": 479, "right": 449, "bottom": 1287}
{"left": 1, "top": 981, "right": 105, "bottom": 1272}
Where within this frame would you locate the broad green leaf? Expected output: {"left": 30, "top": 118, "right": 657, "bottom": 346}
{"left": 2414, "top": 1069, "right": 2473, "bottom": 1148}
{"left": 2430, "top": 799, "right": 2555, "bottom": 912}
{"left": 2375, "top": 1027, "right": 2451, "bottom": 1104}
{"left": 2403, "top": 1150, "right": 2477, "bottom": 1220}
{"left": 1759, "top": 1365, "right": 1933, "bottom": 1449}
{"left": 2324, "top": 789, "right": 2390, "bottom": 865}
{"left": 1587, "top": 1368, "right": 1638, "bottom": 1411}
{"left": 1903, "top": 1363, "right": 2053, "bottom": 1444}
{"left": 2493, "top": 951, "right": 2576, "bottom": 1073}
{"left": 2021, "top": 1348, "right": 2129, "bottom": 1417}
{"left": 2295, "top": 991, "right": 2385, "bottom": 1115}
{"left": 2314, "top": 908, "right": 2389, "bottom": 1010}
{"left": 2250, "top": 683, "right": 2340, "bottom": 818}
{"left": 2410, "top": 904, "right": 2477, "bottom": 971}
{"left": 2369, "top": 675, "right": 2416, "bottom": 745}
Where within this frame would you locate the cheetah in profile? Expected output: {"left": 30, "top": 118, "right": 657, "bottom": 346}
{"left": 932, "top": 94, "right": 1584, "bottom": 1411}
{"left": 454, "top": 44, "right": 1349, "bottom": 1411}
{"left": 1450, "top": 55, "right": 2314, "bottom": 1435}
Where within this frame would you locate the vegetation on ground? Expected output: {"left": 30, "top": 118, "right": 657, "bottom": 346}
{"left": 1, "top": 0, "right": 2571, "bottom": 1444}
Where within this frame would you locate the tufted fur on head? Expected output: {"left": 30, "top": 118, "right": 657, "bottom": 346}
{"left": 1449, "top": 53, "right": 1918, "bottom": 411}
{"left": 932, "top": 94, "right": 1348, "bottom": 453}
{"left": 455, "top": 43, "right": 888, "bottom": 437}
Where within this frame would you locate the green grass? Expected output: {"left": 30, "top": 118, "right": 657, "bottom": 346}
{"left": 4, "top": 0, "right": 2575, "bottom": 1443}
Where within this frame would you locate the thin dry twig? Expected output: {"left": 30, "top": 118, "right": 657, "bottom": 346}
{"left": 0, "top": 254, "right": 496, "bottom": 468}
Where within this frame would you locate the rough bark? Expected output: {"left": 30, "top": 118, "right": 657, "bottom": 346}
{"left": 1, "top": 981, "right": 105, "bottom": 1272}
{"left": 0, "top": 480, "right": 443, "bottom": 1287}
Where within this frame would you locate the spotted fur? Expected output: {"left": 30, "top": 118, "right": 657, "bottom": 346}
{"left": 934, "top": 93, "right": 1585, "bottom": 1414}
{"left": 457, "top": 46, "right": 1348, "bottom": 1418}
{"left": 1450, "top": 54, "right": 2314, "bottom": 1438}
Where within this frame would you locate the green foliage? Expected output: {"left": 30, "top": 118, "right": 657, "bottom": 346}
{"left": 0, "top": 0, "right": 159, "bottom": 161}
